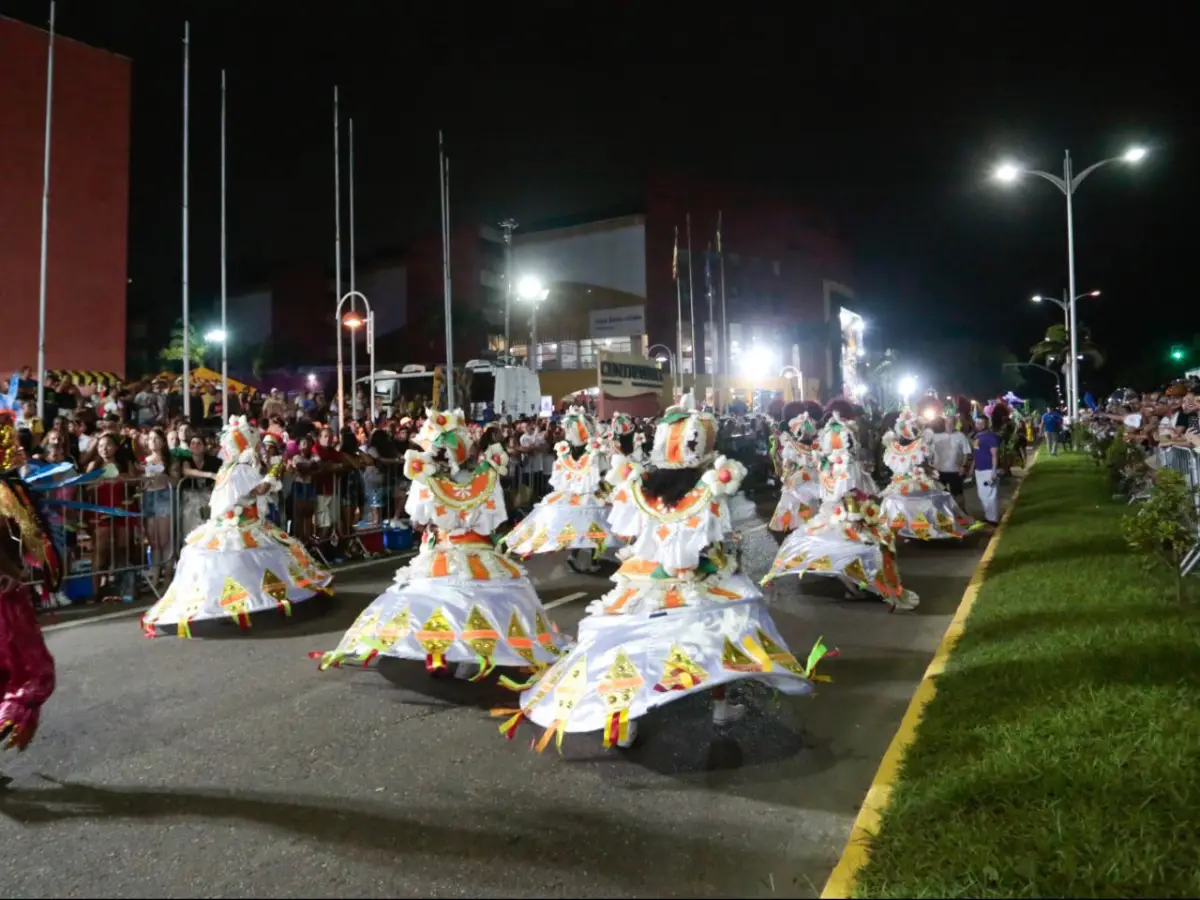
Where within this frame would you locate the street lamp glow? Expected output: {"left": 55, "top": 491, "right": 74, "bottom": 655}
{"left": 517, "top": 275, "right": 544, "bottom": 301}
{"left": 898, "top": 375, "right": 918, "bottom": 400}
{"left": 341, "top": 310, "right": 364, "bottom": 329}
{"left": 994, "top": 162, "right": 1021, "bottom": 183}
{"left": 1123, "top": 146, "right": 1147, "bottom": 163}
{"left": 204, "top": 328, "right": 227, "bottom": 343}
{"left": 1031, "top": 295, "right": 1045, "bottom": 303}
{"left": 738, "top": 348, "right": 777, "bottom": 380}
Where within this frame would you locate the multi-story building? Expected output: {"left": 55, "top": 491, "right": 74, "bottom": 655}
{"left": 0, "top": 16, "right": 131, "bottom": 376}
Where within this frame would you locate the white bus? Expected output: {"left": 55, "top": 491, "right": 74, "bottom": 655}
{"left": 359, "top": 361, "right": 541, "bottom": 420}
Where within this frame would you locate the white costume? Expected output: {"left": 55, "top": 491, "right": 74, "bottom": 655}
{"left": 317, "top": 410, "right": 571, "bottom": 680}
{"left": 878, "top": 409, "right": 978, "bottom": 540}
{"left": 143, "top": 417, "right": 333, "bottom": 637}
{"left": 503, "top": 407, "right": 622, "bottom": 558}
{"left": 769, "top": 413, "right": 823, "bottom": 532}
{"left": 764, "top": 411, "right": 918, "bottom": 610}
{"left": 498, "top": 397, "right": 833, "bottom": 752}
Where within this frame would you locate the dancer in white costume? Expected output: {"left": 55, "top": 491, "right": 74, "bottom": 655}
{"left": 769, "top": 401, "right": 824, "bottom": 533}
{"left": 316, "top": 409, "right": 571, "bottom": 680}
{"left": 764, "top": 404, "right": 918, "bottom": 611}
{"left": 142, "top": 416, "right": 333, "bottom": 637}
{"left": 878, "top": 408, "right": 978, "bottom": 540}
{"left": 503, "top": 407, "right": 622, "bottom": 565}
{"left": 496, "top": 397, "right": 835, "bottom": 752}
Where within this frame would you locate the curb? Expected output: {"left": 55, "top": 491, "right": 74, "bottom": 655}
{"left": 819, "top": 459, "right": 1036, "bottom": 899}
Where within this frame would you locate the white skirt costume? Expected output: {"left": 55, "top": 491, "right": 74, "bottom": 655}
{"left": 878, "top": 432, "right": 977, "bottom": 541}
{"left": 504, "top": 440, "right": 622, "bottom": 557}
{"left": 318, "top": 441, "right": 571, "bottom": 677}
{"left": 764, "top": 412, "right": 915, "bottom": 610}
{"left": 770, "top": 437, "right": 822, "bottom": 532}
{"left": 143, "top": 423, "right": 332, "bottom": 637}
{"left": 499, "top": 445, "right": 834, "bottom": 753}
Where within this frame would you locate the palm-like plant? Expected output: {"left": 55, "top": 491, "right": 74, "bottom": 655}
{"left": 1030, "top": 323, "right": 1105, "bottom": 370}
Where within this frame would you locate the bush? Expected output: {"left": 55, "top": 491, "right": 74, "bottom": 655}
{"left": 1104, "top": 425, "right": 1148, "bottom": 494}
{"left": 1122, "top": 467, "right": 1199, "bottom": 602}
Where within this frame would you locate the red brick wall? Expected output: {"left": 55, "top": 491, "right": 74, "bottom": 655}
{"left": 0, "top": 17, "right": 131, "bottom": 376}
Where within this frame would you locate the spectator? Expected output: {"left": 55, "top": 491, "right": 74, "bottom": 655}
{"left": 929, "top": 417, "right": 972, "bottom": 509}
{"left": 1041, "top": 406, "right": 1063, "bottom": 456}
{"left": 141, "top": 428, "right": 176, "bottom": 587}
{"left": 971, "top": 415, "right": 1002, "bottom": 526}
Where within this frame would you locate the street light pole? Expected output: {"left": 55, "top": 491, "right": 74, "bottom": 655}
{"left": 219, "top": 69, "right": 228, "bottom": 424}
{"left": 995, "top": 145, "right": 1146, "bottom": 421}
{"left": 336, "top": 291, "right": 374, "bottom": 419}
{"left": 1031, "top": 288, "right": 1100, "bottom": 410}
{"left": 500, "top": 218, "right": 517, "bottom": 363}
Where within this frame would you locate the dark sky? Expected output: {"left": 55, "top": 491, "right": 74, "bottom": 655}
{"left": 4, "top": 0, "right": 1195, "bottom": 393}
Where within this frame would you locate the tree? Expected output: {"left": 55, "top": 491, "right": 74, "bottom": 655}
{"left": 159, "top": 319, "right": 209, "bottom": 368}
{"left": 1029, "top": 323, "right": 1105, "bottom": 370}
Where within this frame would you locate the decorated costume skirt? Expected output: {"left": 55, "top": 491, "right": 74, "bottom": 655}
{"left": 316, "top": 540, "right": 571, "bottom": 676}
{"left": 143, "top": 519, "right": 332, "bottom": 637}
{"left": 769, "top": 470, "right": 822, "bottom": 532}
{"left": 763, "top": 523, "right": 910, "bottom": 606}
{"left": 503, "top": 593, "right": 826, "bottom": 752}
{"left": 879, "top": 487, "right": 976, "bottom": 540}
{"left": 504, "top": 491, "right": 621, "bottom": 556}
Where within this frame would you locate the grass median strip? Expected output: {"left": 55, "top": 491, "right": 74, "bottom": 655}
{"left": 853, "top": 453, "right": 1200, "bottom": 899}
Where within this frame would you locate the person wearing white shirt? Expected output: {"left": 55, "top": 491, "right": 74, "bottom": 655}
{"left": 928, "top": 417, "right": 972, "bottom": 508}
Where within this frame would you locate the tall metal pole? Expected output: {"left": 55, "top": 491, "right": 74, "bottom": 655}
{"left": 705, "top": 240, "right": 716, "bottom": 386}
{"left": 219, "top": 69, "right": 228, "bottom": 423}
{"left": 685, "top": 213, "right": 697, "bottom": 395}
{"left": 500, "top": 218, "right": 517, "bottom": 363}
{"left": 333, "top": 86, "right": 343, "bottom": 427}
{"left": 1061, "top": 289, "right": 1070, "bottom": 408}
{"left": 717, "top": 210, "right": 728, "bottom": 410}
{"left": 348, "top": 117, "right": 357, "bottom": 419}
{"left": 181, "top": 21, "right": 191, "bottom": 419}
{"left": 438, "top": 131, "right": 455, "bottom": 410}
{"left": 1064, "top": 151, "right": 1079, "bottom": 422}
{"left": 674, "top": 226, "right": 683, "bottom": 402}
{"left": 35, "top": 1, "right": 56, "bottom": 421}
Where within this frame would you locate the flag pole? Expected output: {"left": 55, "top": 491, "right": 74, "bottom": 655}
{"left": 717, "top": 210, "right": 728, "bottom": 410}
{"left": 705, "top": 238, "right": 716, "bottom": 408}
{"left": 219, "top": 69, "right": 228, "bottom": 424}
{"left": 35, "top": 0, "right": 56, "bottom": 421}
{"left": 333, "top": 86, "right": 343, "bottom": 426}
{"left": 686, "top": 213, "right": 697, "bottom": 396}
{"left": 349, "top": 117, "right": 357, "bottom": 416}
{"left": 673, "top": 225, "right": 682, "bottom": 403}
{"left": 439, "top": 131, "right": 455, "bottom": 410}
{"left": 181, "top": 20, "right": 191, "bottom": 420}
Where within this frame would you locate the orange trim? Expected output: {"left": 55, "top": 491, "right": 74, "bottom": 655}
{"left": 467, "top": 555, "right": 491, "bottom": 580}
{"left": 438, "top": 530, "right": 492, "bottom": 545}
{"left": 665, "top": 421, "right": 686, "bottom": 465}
{"left": 431, "top": 552, "right": 449, "bottom": 578}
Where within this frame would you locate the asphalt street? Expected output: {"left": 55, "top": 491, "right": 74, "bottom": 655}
{"left": 2, "top": 478, "right": 1015, "bottom": 899}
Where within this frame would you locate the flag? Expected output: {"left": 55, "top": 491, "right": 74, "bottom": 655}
{"left": 716, "top": 210, "right": 722, "bottom": 254}
{"left": 672, "top": 226, "right": 679, "bottom": 281}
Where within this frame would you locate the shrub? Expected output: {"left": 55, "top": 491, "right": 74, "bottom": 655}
{"left": 1122, "top": 467, "right": 1199, "bottom": 602}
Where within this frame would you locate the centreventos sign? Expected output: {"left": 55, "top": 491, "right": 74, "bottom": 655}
{"left": 598, "top": 354, "right": 664, "bottom": 398}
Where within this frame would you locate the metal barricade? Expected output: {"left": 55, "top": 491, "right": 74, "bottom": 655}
{"left": 29, "top": 474, "right": 170, "bottom": 610}
{"left": 1168, "top": 447, "right": 1200, "bottom": 578}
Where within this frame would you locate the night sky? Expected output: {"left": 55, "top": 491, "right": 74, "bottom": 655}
{"left": 4, "top": 0, "right": 1195, "bottom": 395}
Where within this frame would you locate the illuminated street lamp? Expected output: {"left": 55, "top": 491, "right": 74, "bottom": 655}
{"left": 1031, "top": 290, "right": 1100, "bottom": 403}
{"left": 993, "top": 145, "right": 1147, "bottom": 418}
{"left": 335, "top": 290, "right": 374, "bottom": 423}
{"left": 204, "top": 328, "right": 228, "bottom": 421}
{"left": 898, "top": 374, "right": 918, "bottom": 404}
{"left": 518, "top": 275, "right": 549, "bottom": 371}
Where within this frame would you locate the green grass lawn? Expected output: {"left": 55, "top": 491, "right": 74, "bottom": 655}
{"left": 854, "top": 453, "right": 1200, "bottom": 899}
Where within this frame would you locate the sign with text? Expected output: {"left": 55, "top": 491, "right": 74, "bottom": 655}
{"left": 598, "top": 351, "right": 664, "bottom": 398}
{"left": 589, "top": 305, "right": 646, "bottom": 339}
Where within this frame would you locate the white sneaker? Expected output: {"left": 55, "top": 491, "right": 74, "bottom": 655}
{"left": 617, "top": 720, "right": 638, "bottom": 748}
{"left": 892, "top": 589, "right": 920, "bottom": 611}
{"left": 53, "top": 591, "right": 72, "bottom": 608}
{"left": 712, "top": 699, "right": 746, "bottom": 726}
{"left": 454, "top": 661, "right": 480, "bottom": 681}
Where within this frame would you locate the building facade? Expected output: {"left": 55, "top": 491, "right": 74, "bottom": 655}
{"left": 0, "top": 17, "right": 131, "bottom": 376}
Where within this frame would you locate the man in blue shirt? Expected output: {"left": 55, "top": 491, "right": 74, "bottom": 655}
{"left": 1041, "top": 407, "right": 1063, "bottom": 455}
{"left": 972, "top": 415, "right": 1002, "bottom": 525}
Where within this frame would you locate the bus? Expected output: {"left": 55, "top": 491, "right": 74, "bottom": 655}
{"left": 359, "top": 361, "right": 541, "bottom": 420}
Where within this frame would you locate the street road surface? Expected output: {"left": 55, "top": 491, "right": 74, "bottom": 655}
{"left": 1, "top": 481, "right": 1014, "bottom": 899}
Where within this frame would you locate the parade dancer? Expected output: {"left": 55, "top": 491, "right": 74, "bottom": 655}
{"left": 495, "top": 396, "right": 834, "bottom": 752}
{"left": 1, "top": 415, "right": 132, "bottom": 752}
{"left": 769, "top": 401, "right": 824, "bottom": 532}
{"left": 764, "top": 408, "right": 919, "bottom": 610}
{"left": 878, "top": 408, "right": 978, "bottom": 540}
{"left": 142, "top": 416, "right": 333, "bottom": 637}
{"left": 316, "top": 409, "right": 571, "bottom": 680}
{"left": 503, "top": 406, "right": 623, "bottom": 573}
{"left": 607, "top": 412, "right": 647, "bottom": 464}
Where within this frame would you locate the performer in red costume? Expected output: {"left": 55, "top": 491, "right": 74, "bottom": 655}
{"left": 1, "top": 415, "right": 58, "bottom": 752}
